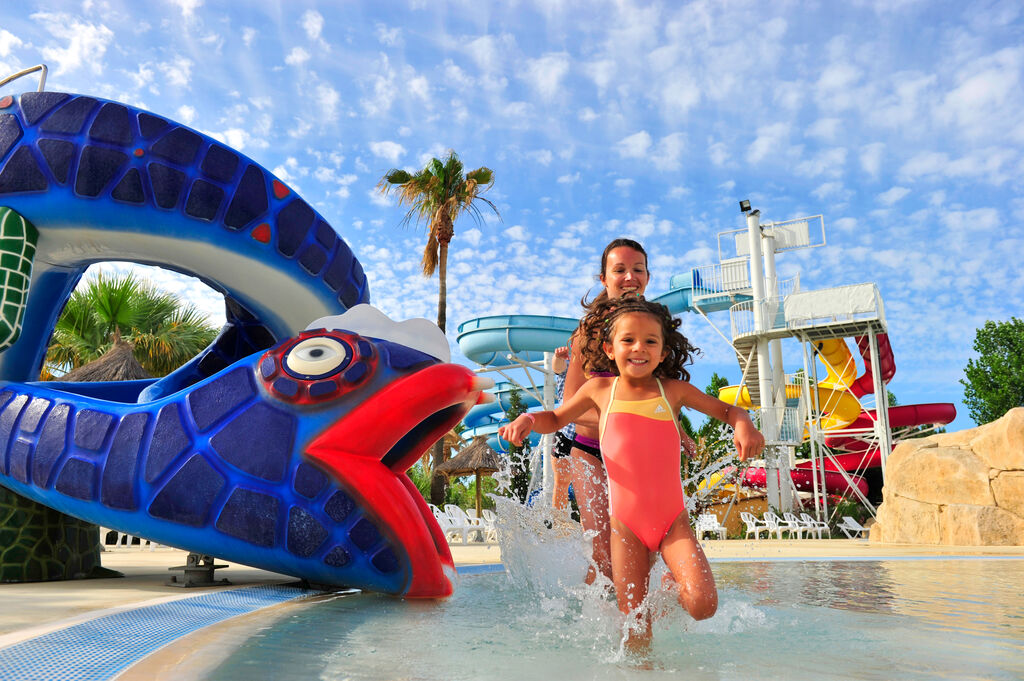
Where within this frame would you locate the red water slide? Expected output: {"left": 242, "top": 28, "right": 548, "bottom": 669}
{"left": 809, "top": 333, "right": 955, "bottom": 466}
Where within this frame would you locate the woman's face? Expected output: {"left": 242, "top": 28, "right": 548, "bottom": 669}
{"left": 600, "top": 246, "right": 649, "bottom": 299}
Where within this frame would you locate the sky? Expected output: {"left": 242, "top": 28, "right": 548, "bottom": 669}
{"left": 1, "top": 0, "right": 1022, "bottom": 433}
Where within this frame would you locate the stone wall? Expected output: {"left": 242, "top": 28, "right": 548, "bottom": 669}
{"left": 870, "top": 408, "right": 1024, "bottom": 545}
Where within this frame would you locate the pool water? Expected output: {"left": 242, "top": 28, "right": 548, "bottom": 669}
{"left": 194, "top": 558, "right": 1023, "bottom": 681}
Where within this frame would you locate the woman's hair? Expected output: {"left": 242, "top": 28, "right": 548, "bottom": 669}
{"left": 577, "top": 296, "right": 700, "bottom": 380}
{"left": 580, "top": 238, "right": 649, "bottom": 313}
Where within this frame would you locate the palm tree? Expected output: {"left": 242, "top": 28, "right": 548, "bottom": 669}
{"left": 44, "top": 271, "right": 219, "bottom": 379}
{"left": 377, "top": 151, "right": 499, "bottom": 504}
{"left": 4, "top": 271, "right": 220, "bottom": 584}
{"left": 376, "top": 150, "right": 499, "bottom": 333}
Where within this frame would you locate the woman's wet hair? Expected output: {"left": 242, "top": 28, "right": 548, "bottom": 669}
{"left": 578, "top": 296, "right": 700, "bottom": 381}
{"left": 580, "top": 238, "right": 649, "bottom": 313}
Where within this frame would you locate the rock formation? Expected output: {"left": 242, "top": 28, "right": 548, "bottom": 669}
{"left": 870, "top": 407, "right": 1024, "bottom": 545}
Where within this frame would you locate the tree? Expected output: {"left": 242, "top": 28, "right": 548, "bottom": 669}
{"left": 44, "top": 271, "right": 218, "bottom": 379}
{"left": 503, "top": 388, "right": 532, "bottom": 504}
{"left": 377, "top": 150, "right": 499, "bottom": 504}
{"left": 960, "top": 317, "right": 1024, "bottom": 425}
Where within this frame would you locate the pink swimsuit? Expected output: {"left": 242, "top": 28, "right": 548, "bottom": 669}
{"left": 599, "top": 378, "right": 685, "bottom": 551}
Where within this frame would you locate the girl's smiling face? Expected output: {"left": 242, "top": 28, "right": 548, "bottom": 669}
{"left": 600, "top": 246, "right": 649, "bottom": 299}
{"left": 604, "top": 312, "right": 666, "bottom": 379}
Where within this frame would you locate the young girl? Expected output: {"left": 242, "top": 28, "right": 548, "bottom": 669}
{"left": 499, "top": 297, "right": 764, "bottom": 651}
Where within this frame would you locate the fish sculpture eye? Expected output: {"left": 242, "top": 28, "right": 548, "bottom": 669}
{"left": 284, "top": 336, "right": 350, "bottom": 378}
{"left": 258, "top": 329, "right": 377, "bottom": 405}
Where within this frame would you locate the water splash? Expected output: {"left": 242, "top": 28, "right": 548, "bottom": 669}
{"left": 484, "top": 448, "right": 765, "bottom": 665}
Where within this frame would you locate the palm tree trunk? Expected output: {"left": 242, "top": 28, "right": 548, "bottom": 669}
{"left": 436, "top": 240, "right": 448, "bottom": 332}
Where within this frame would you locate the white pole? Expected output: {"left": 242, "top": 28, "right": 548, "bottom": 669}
{"left": 801, "top": 338, "right": 821, "bottom": 520}
{"left": 746, "top": 210, "right": 779, "bottom": 510}
{"left": 762, "top": 230, "right": 791, "bottom": 511}
{"left": 540, "top": 351, "right": 556, "bottom": 507}
{"left": 867, "top": 332, "right": 894, "bottom": 485}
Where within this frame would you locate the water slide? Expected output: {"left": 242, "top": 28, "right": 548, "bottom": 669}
{"left": 456, "top": 315, "right": 577, "bottom": 448}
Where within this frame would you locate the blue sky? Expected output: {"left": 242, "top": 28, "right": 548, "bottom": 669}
{"left": 2, "top": 0, "right": 1022, "bottom": 432}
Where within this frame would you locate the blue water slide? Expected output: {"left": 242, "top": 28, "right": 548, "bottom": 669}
{"left": 456, "top": 315, "right": 577, "bottom": 366}
{"left": 654, "top": 272, "right": 752, "bottom": 315}
{"left": 462, "top": 381, "right": 543, "bottom": 449}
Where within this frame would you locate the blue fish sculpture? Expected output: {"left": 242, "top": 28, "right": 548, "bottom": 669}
{"left": 0, "top": 305, "right": 493, "bottom": 597}
{"left": 0, "top": 87, "right": 492, "bottom": 597}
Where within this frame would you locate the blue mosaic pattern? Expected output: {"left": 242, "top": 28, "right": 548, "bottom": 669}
{"left": 0, "top": 584, "right": 307, "bottom": 681}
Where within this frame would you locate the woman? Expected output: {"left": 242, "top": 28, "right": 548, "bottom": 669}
{"left": 562, "top": 238, "right": 656, "bottom": 584}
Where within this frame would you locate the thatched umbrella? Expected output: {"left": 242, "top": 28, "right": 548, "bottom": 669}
{"left": 59, "top": 340, "right": 152, "bottom": 382}
{"left": 434, "top": 436, "right": 502, "bottom": 518}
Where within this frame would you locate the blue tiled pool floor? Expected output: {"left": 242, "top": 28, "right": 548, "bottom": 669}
{"left": 0, "top": 584, "right": 308, "bottom": 681}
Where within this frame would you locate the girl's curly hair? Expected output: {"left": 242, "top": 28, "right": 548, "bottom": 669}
{"left": 577, "top": 296, "right": 700, "bottom": 380}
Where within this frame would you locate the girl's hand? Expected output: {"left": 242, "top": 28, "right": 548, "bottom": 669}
{"left": 733, "top": 419, "right": 765, "bottom": 462}
{"left": 498, "top": 413, "right": 535, "bottom": 447}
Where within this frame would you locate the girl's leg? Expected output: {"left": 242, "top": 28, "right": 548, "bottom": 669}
{"left": 570, "top": 449, "right": 611, "bottom": 583}
{"left": 609, "top": 518, "right": 654, "bottom": 653}
{"left": 551, "top": 454, "right": 571, "bottom": 510}
{"left": 659, "top": 510, "right": 718, "bottom": 621}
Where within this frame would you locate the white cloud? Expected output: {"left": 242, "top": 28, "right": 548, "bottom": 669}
{"left": 747, "top": 123, "right": 790, "bottom": 164}
{"left": 370, "top": 141, "right": 406, "bottom": 163}
{"left": 614, "top": 178, "right": 635, "bottom": 190}
{"left": 504, "top": 225, "right": 528, "bottom": 241}
{"left": 795, "top": 148, "right": 847, "bottom": 178}
{"left": 807, "top": 118, "right": 842, "bottom": 141}
{"left": 624, "top": 214, "right": 672, "bottom": 238}
{"left": 376, "top": 23, "right": 401, "bottom": 46}
{"left": 940, "top": 208, "right": 1000, "bottom": 233}
{"left": 860, "top": 143, "right": 885, "bottom": 178}
{"left": 527, "top": 149, "right": 553, "bottom": 166}
{"left": 31, "top": 12, "right": 114, "bottom": 76}
{"left": 285, "top": 47, "right": 310, "bottom": 66}
{"left": 168, "top": 0, "right": 203, "bottom": 19}
{"left": 616, "top": 131, "right": 652, "bottom": 159}
{"left": 176, "top": 105, "right": 197, "bottom": 124}
{"left": 557, "top": 172, "right": 580, "bottom": 184}
{"left": 301, "top": 10, "right": 324, "bottom": 41}
{"left": 316, "top": 83, "right": 340, "bottom": 120}
{"left": 521, "top": 52, "right": 570, "bottom": 99}
{"left": 708, "top": 141, "right": 729, "bottom": 166}
{"left": 241, "top": 27, "right": 257, "bottom": 47}
{"left": 578, "top": 107, "right": 597, "bottom": 122}
{"left": 158, "top": 55, "right": 193, "bottom": 89}
{"left": 407, "top": 75, "right": 430, "bottom": 100}
{"left": 211, "top": 128, "right": 250, "bottom": 151}
{"left": 938, "top": 47, "right": 1023, "bottom": 141}
{"left": 361, "top": 54, "right": 397, "bottom": 116}
{"left": 650, "top": 132, "right": 686, "bottom": 171}
{"left": 877, "top": 186, "right": 910, "bottom": 206}
{"left": 0, "top": 29, "right": 23, "bottom": 57}
{"left": 461, "top": 228, "right": 483, "bottom": 247}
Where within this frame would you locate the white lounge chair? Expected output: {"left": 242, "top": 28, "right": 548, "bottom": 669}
{"left": 783, "top": 512, "right": 811, "bottom": 539}
{"left": 428, "top": 504, "right": 471, "bottom": 544}
{"left": 443, "top": 504, "right": 486, "bottom": 543}
{"left": 99, "top": 527, "right": 162, "bottom": 551}
{"left": 799, "top": 513, "right": 831, "bottom": 539}
{"left": 838, "top": 516, "right": 870, "bottom": 540}
{"left": 740, "top": 512, "right": 770, "bottom": 540}
{"left": 480, "top": 509, "right": 499, "bottom": 543}
{"left": 763, "top": 511, "right": 802, "bottom": 539}
{"left": 695, "top": 513, "right": 727, "bottom": 540}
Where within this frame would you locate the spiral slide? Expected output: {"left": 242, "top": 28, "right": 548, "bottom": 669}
{"left": 462, "top": 381, "right": 542, "bottom": 448}
{"left": 456, "top": 315, "right": 576, "bottom": 448}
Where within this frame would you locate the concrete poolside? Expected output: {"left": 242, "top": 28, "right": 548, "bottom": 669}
{"left": 2, "top": 539, "right": 1022, "bottom": 644}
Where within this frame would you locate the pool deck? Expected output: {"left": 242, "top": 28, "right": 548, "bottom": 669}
{"left": 2, "top": 539, "right": 1021, "bottom": 644}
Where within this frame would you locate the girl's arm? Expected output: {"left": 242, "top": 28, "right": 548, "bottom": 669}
{"left": 499, "top": 381, "right": 602, "bottom": 446}
{"left": 561, "top": 331, "right": 600, "bottom": 430}
{"left": 668, "top": 381, "right": 765, "bottom": 461}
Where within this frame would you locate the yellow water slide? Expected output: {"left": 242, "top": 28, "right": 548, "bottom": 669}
{"left": 718, "top": 342, "right": 862, "bottom": 434}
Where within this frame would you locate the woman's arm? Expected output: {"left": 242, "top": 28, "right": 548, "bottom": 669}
{"left": 561, "top": 331, "right": 600, "bottom": 430}
{"left": 669, "top": 381, "right": 765, "bottom": 461}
